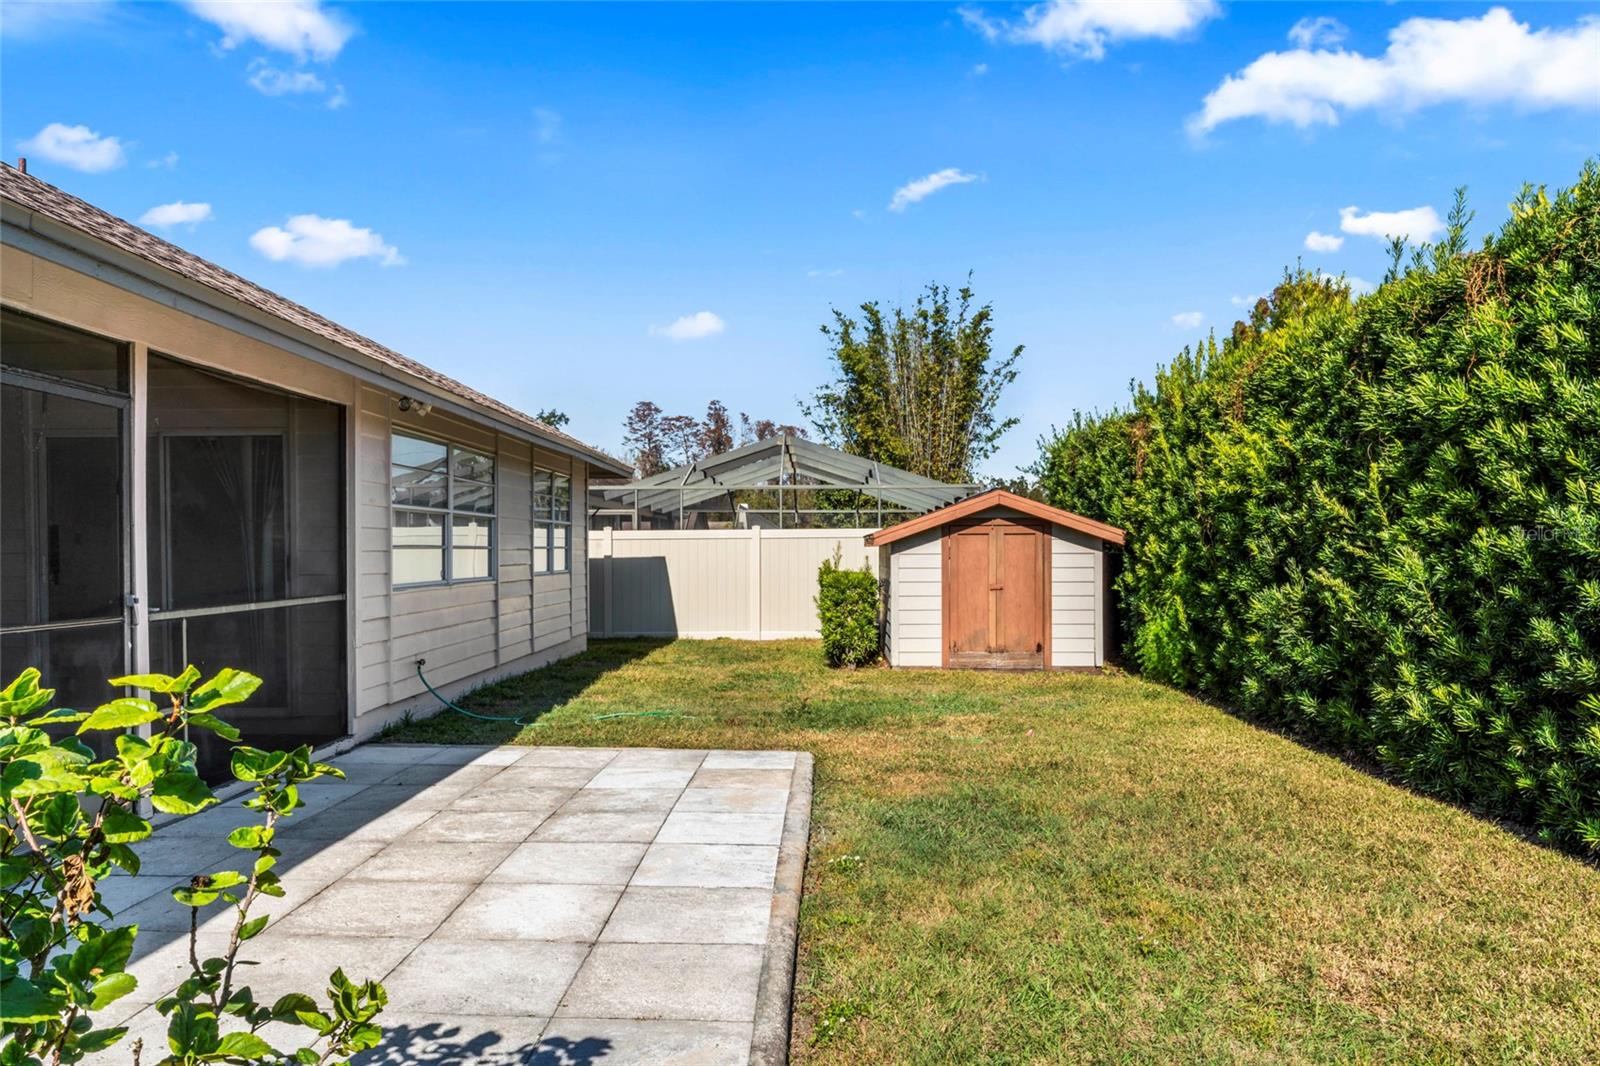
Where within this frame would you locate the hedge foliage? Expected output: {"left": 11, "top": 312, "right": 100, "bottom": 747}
{"left": 1036, "top": 165, "right": 1600, "bottom": 852}
{"left": 819, "top": 556, "right": 881, "bottom": 667}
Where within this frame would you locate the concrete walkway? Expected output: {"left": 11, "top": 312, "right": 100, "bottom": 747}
{"left": 95, "top": 744, "right": 813, "bottom": 1065}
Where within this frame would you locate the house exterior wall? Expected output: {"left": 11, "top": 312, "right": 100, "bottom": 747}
{"left": 2, "top": 239, "right": 596, "bottom": 741}
{"left": 886, "top": 528, "right": 942, "bottom": 667}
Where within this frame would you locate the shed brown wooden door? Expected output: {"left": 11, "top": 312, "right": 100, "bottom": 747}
{"left": 943, "top": 519, "right": 1049, "bottom": 669}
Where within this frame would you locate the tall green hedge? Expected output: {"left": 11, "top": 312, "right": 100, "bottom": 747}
{"left": 1036, "top": 165, "right": 1599, "bottom": 851}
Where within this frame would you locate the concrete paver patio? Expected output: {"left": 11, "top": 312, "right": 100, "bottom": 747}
{"left": 93, "top": 744, "right": 813, "bottom": 1065}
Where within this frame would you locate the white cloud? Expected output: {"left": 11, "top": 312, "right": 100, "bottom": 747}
{"left": 140, "top": 201, "right": 214, "bottom": 228}
{"left": 888, "top": 168, "right": 979, "bottom": 212}
{"left": 249, "top": 214, "right": 404, "bottom": 268}
{"left": 649, "top": 311, "right": 726, "bottom": 341}
{"left": 1339, "top": 204, "right": 1445, "bottom": 243}
{"left": 1304, "top": 230, "right": 1344, "bottom": 252}
{"left": 533, "top": 107, "right": 563, "bottom": 145}
{"left": 18, "top": 122, "right": 125, "bottom": 172}
{"left": 1287, "top": 16, "right": 1347, "bottom": 50}
{"left": 1229, "top": 293, "right": 1261, "bottom": 308}
{"left": 963, "top": 0, "right": 1220, "bottom": 60}
{"left": 1191, "top": 8, "right": 1600, "bottom": 134}
{"left": 146, "top": 150, "right": 180, "bottom": 170}
{"left": 248, "top": 62, "right": 326, "bottom": 96}
{"left": 972, "top": 62, "right": 989, "bottom": 76}
{"left": 807, "top": 268, "right": 844, "bottom": 279}
{"left": 1172, "top": 310, "right": 1205, "bottom": 328}
{"left": 185, "top": 0, "right": 353, "bottom": 61}
{"left": 326, "top": 83, "right": 348, "bottom": 110}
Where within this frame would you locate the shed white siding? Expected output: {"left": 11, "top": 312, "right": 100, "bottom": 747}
{"left": 887, "top": 528, "right": 942, "bottom": 667}
{"left": 1051, "top": 525, "right": 1102, "bottom": 668}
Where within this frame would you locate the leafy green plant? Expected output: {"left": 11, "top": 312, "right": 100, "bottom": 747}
{"left": 818, "top": 554, "right": 881, "bottom": 668}
{"left": 1, "top": 666, "right": 387, "bottom": 1064}
{"left": 1035, "top": 164, "right": 1600, "bottom": 852}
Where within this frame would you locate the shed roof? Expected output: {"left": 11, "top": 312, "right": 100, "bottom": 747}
{"left": 590, "top": 433, "right": 980, "bottom": 514}
{"left": 0, "top": 163, "right": 631, "bottom": 476}
{"left": 864, "top": 488, "right": 1126, "bottom": 547}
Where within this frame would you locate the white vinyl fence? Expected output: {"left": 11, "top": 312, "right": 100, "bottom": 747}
{"left": 588, "top": 527, "right": 879, "bottom": 639}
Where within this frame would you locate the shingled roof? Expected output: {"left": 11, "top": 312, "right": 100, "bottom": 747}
{"left": 0, "top": 162, "right": 630, "bottom": 475}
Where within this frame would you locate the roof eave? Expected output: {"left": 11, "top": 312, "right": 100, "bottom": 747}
{"left": 864, "top": 489, "right": 1127, "bottom": 547}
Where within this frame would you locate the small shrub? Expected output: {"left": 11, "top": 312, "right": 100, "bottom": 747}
{"left": 818, "top": 555, "right": 880, "bottom": 667}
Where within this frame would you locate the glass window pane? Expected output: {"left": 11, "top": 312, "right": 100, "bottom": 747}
{"left": 392, "top": 433, "right": 447, "bottom": 469}
{"left": 451, "top": 479, "right": 495, "bottom": 514}
{"left": 393, "top": 548, "right": 444, "bottom": 585}
{"left": 452, "top": 448, "right": 494, "bottom": 482}
{"left": 392, "top": 464, "right": 447, "bottom": 508}
{"left": 393, "top": 510, "right": 444, "bottom": 546}
{"left": 451, "top": 515, "right": 493, "bottom": 550}
{"left": 552, "top": 547, "right": 567, "bottom": 572}
{"left": 1, "top": 309, "right": 127, "bottom": 393}
{"left": 553, "top": 525, "right": 568, "bottom": 549}
{"left": 553, "top": 474, "right": 571, "bottom": 518}
{"left": 451, "top": 547, "right": 491, "bottom": 580}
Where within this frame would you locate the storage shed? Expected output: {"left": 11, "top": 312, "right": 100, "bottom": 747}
{"left": 866, "top": 489, "right": 1125, "bottom": 670}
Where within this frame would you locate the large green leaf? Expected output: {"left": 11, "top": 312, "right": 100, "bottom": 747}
{"left": 108, "top": 665, "right": 200, "bottom": 695}
{"left": 150, "top": 771, "right": 215, "bottom": 815}
{"left": 215, "top": 1031, "right": 277, "bottom": 1058}
{"left": 0, "top": 975, "right": 58, "bottom": 1023}
{"left": 187, "top": 669, "right": 263, "bottom": 713}
{"left": 0, "top": 668, "right": 55, "bottom": 721}
{"left": 89, "top": 971, "right": 138, "bottom": 1010}
{"left": 78, "top": 698, "right": 163, "bottom": 734}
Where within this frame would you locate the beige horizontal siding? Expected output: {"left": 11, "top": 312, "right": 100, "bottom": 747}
{"left": 889, "top": 529, "right": 942, "bottom": 667}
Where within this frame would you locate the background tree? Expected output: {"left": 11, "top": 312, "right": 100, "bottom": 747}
{"left": 806, "top": 279, "right": 1020, "bottom": 482}
{"left": 700, "top": 400, "right": 735, "bottom": 456}
{"left": 621, "top": 400, "right": 667, "bottom": 476}
{"left": 739, "top": 413, "right": 808, "bottom": 446}
{"left": 533, "top": 408, "right": 570, "bottom": 429}
{"left": 660, "top": 413, "right": 704, "bottom": 467}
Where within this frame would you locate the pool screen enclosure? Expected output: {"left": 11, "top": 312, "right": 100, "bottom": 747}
{"left": 1, "top": 310, "right": 348, "bottom": 780}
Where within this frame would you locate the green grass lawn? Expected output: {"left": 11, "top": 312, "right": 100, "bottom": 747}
{"left": 382, "top": 639, "right": 1600, "bottom": 1063}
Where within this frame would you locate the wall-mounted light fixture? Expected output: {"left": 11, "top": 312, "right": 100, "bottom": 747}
{"left": 397, "top": 396, "right": 434, "bottom": 416}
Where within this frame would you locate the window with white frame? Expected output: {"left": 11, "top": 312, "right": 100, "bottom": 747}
{"left": 532, "top": 469, "right": 571, "bottom": 574}
{"left": 391, "top": 432, "right": 495, "bottom": 585}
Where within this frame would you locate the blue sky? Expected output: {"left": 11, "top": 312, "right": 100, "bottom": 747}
{"left": 3, "top": 1, "right": 1596, "bottom": 475}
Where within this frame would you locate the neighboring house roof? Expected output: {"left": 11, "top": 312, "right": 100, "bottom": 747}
{"left": 590, "top": 432, "right": 981, "bottom": 514}
{"left": 864, "top": 488, "right": 1126, "bottom": 547}
{"left": 0, "top": 163, "right": 631, "bottom": 476}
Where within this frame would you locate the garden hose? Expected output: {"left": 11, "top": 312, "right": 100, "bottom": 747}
{"left": 415, "top": 659, "right": 539, "bottom": 726}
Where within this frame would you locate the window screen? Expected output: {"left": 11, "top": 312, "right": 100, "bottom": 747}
{"left": 392, "top": 432, "right": 495, "bottom": 584}
{"left": 532, "top": 469, "right": 572, "bottom": 574}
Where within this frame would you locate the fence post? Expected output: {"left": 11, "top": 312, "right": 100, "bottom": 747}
{"left": 749, "top": 526, "right": 763, "bottom": 641}
{"left": 601, "top": 526, "right": 614, "bottom": 638}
